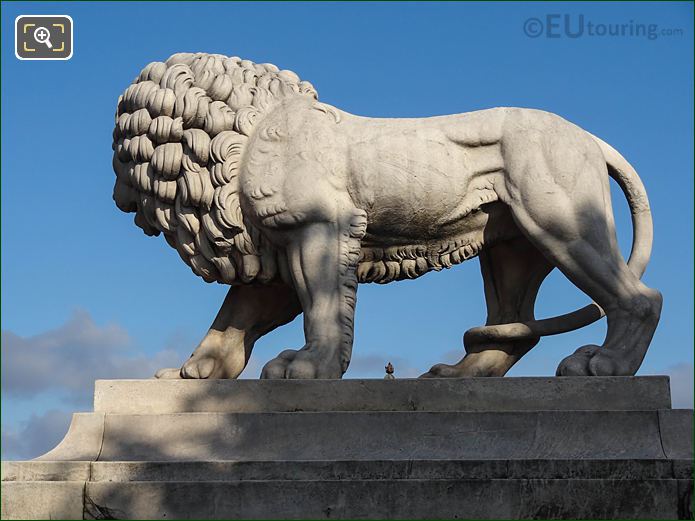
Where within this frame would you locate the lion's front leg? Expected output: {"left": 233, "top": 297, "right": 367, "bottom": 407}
{"left": 262, "top": 211, "right": 367, "bottom": 379}
{"left": 156, "top": 283, "right": 302, "bottom": 379}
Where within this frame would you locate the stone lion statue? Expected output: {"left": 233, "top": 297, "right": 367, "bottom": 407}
{"left": 111, "top": 53, "right": 661, "bottom": 380}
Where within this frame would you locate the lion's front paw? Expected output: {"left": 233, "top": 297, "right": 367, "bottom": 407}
{"left": 154, "top": 332, "right": 246, "bottom": 380}
{"left": 260, "top": 349, "right": 298, "bottom": 379}
{"left": 153, "top": 357, "right": 217, "bottom": 380}
{"left": 181, "top": 355, "right": 217, "bottom": 379}
{"left": 261, "top": 347, "right": 343, "bottom": 379}
{"left": 155, "top": 367, "right": 183, "bottom": 379}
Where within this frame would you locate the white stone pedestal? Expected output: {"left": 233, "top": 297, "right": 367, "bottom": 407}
{"left": 2, "top": 377, "right": 692, "bottom": 519}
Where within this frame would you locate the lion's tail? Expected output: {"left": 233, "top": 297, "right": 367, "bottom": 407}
{"left": 463, "top": 133, "right": 653, "bottom": 348}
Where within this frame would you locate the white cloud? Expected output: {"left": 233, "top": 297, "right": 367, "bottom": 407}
{"left": 1, "top": 311, "right": 182, "bottom": 459}
{"left": 1, "top": 409, "right": 72, "bottom": 461}
{"left": 664, "top": 362, "right": 694, "bottom": 409}
{"left": 1, "top": 310, "right": 181, "bottom": 406}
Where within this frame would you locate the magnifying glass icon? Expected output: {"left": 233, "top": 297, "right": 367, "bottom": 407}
{"left": 33, "top": 26, "right": 53, "bottom": 49}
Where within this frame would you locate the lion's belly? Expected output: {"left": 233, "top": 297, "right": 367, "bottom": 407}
{"left": 356, "top": 200, "right": 517, "bottom": 284}
{"left": 343, "top": 116, "right": 514, "bottom": 284}
{"left": 346, "top": 126, "right": 504, "bottom": 242}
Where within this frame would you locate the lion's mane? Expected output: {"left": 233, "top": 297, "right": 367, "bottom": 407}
{"left": 111, "top": 53, "right": 317, "bottom": 284}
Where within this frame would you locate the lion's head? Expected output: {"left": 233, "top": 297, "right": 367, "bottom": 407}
{"left": 111, "top": 53, "right": 318, "bottom": 284}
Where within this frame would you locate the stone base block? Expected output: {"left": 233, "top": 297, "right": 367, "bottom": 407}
{"left": 2, "top": 475, "right": 692, "bottom": 520}
{"left": 1, "top": 482, "right": 84, "bottom": 520}
{"left": 2, "top": 377, "right": 693, "bottom": 519}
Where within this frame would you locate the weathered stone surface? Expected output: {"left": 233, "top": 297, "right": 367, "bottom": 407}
{"left": 2, "top": 378, "right": 692, "bottom": 519}
{"left": 94, "top": 410, "right": 668, "bottom": 462}
{"left": 74, "top": 459, "right": 695, "bottom": 482}
{"left": 112, "top": 53, "right": 662, "bottom": 382}
{"left": 1, "top": 461, "right": 90, "bottom": 482}
{"left": 7, "top": 479, "right": 684, "bottom": 520}
{"left": 659, "top": 409, "right": 695, "bottom": 459}
{"left": 3, "top": 458, "right": 690, "bottom": 484}
{"left": 0, "top": 482, "right": 84, "bottom": 520}
{"left": 34, "top": 413, "right": 104, "bottom": 462}
{"left": 93, "top": 376, "right": 672, "bottom": 413}
{"left": 82, "top": 479, "right": 683, "bottom": 520}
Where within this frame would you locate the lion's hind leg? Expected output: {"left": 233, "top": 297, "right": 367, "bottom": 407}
{"left": 156, "top": 284, "right": 301, "bottom": 379}
{"left": 421, "top": 236, "right": 552, "bottom": 378}
{"left": 497, "top": 122, "right": 662, "bottom": 376}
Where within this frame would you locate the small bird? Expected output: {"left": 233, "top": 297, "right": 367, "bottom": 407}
{"left": 384, "top": 362, "right": 395, "bottom": 380}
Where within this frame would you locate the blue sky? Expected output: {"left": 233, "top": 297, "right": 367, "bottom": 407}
{"left": 2, "top": 1, "right": 693, "bottom": 459}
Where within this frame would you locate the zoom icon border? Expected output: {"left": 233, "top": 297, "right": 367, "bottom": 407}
{"left": 15, "top": 15, "right": 73, "bottom": 61}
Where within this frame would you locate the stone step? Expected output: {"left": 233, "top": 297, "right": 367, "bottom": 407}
{"left": 3, "top": 458, "right": 692, "bottom": 482}
{"left": 93, "top": 376, "right": 672, "bottom": 413}
{"left": 35, "top": 409, "right": 692, "bottom": 462}
{"left": 2, "top": 478, "right": 691, "bottom": 519}
{"left": 2, "top": 377, "right": 692, "bottom": 520}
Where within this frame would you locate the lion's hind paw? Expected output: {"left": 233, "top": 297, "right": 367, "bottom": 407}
{"left": 556, "top": 345, "right": 601, "bottom": 376}
{"left": 419, "top": 363, "right": 462, "bottom": 379}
